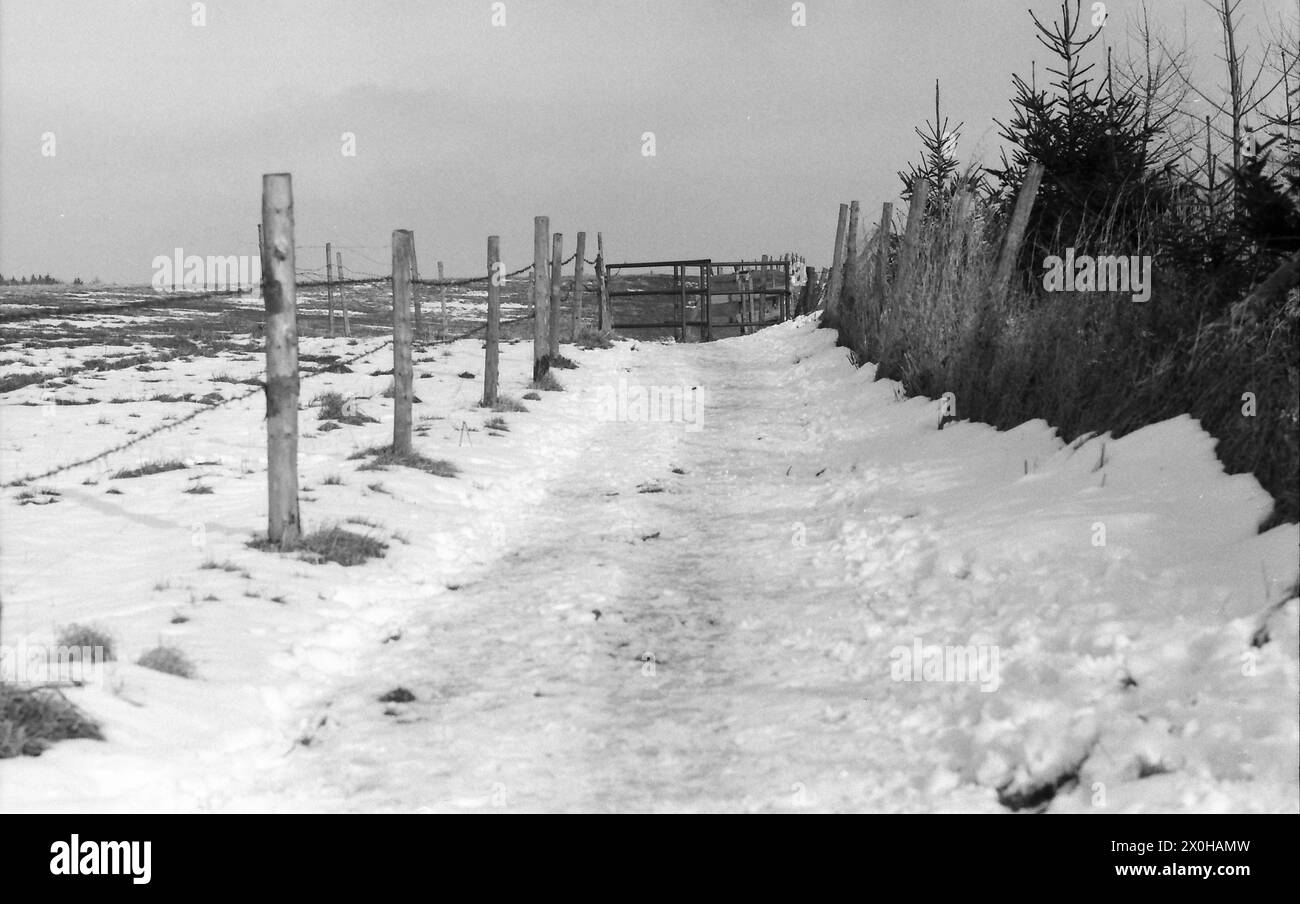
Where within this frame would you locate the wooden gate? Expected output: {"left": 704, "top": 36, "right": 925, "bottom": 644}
{"left": 604, "top": 257, "right": 793, "bottom": 341}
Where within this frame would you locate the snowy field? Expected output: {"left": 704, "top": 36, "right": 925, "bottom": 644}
{"left": 0, "top": 315, "right": 1296, "bottom": 813}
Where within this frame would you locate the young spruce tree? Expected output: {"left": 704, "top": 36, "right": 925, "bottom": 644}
{"left": 987, "top": 0, "right": 1164, "bottom": 276}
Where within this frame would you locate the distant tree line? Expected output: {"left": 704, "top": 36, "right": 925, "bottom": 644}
{"left": 0, "top": 274, "right": 94, "bottom": 285}
{"left": 0, "top": 273, "right": 64, "bottom": 285}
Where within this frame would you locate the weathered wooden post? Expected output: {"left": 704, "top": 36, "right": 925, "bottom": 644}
{"left": 596, "top": 232, "right": 610, "bottom": 332}
{"left": 874, "top": 202, "right": 893, "bottom": 304}
{"left": 820, "top": 203, "right": 849, "bottom": 325}
{"left": 794, "top": 265, "right": 818, "bottom": 316}
{"left": 782, "top": 258, "right": 792, "bottom": 320}
{"left": 438, "top": 261, "right": 449, "bottom": 338}
{"left": 337, "top": 250, "right": 349, "bottom": 337}
{"left": 751, "top": 269, "right": 761, "bottom": 330}
{"left": 952, "top": 188, "right": 973, "bottom": 229}
{"left": 734, "top": 270, "right": 747, "bottom": 333}
{"left": 548, "top": 232, "right": 563, "bottom": 358}
{"left": 948, "top": 188, "right": 975, "bottom": 271}
{"left": 391, "top": 229, "right": 415, "bottom": 455}
{"left": 532, "top": 216, "right": 551, "bottom": 381}
{"left": 857, "top": 202, "right": 893, "bottom": 354}
{"left": 483, "top": 235, "right": 501, "bottom": 407}
{"left": 992, "top": 160, "right": 1045, "bottom": 295}
{"left": 840, "top": 201, "right": 861, "bottom": 314}
{"left": 746, "top": 271, "right": 757, "bottom": 331}
{"left": 897, "top": 179, "right": 931, "bottom": 288}
{"left": 260, "top": 173, "right": 301, "bottom": 545}
{"left": 571, "top": 231, "right": 586, "bottom": 341}
{"left": 325, "top": 242, "right": 335, "bottom": 338}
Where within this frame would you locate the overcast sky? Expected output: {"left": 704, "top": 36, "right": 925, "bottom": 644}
{"left": 1, "top": 0, "right": 1294, "bottom": 284}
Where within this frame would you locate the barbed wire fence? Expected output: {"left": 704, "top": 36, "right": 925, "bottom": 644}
{"left": 0, "top": 309, "right": 537, "bottom": 489}
{"left": 0, "top": 186, "right": 603, "bottom": 510}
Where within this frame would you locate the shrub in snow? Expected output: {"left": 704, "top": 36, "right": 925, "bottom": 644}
{"left": 137, "top": 645, "right": 196, "bottom": 679}
{"left": 56, "top": 624, "right": 116, "bottom": 661}
{"left": 0, "top": 684, "right": 103, "bottom": 758}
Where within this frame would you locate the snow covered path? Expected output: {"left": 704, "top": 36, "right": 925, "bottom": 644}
{"left": 267, "top": 333, "right": 911, "bottom": 812}
{"left": 220, "top": 322, "right": 1300, "bottom": 813}
{"left": 2, "top": 318, "right": 1296, "bottom": 812}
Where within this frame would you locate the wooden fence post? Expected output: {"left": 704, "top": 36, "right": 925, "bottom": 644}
{"left": 391, "top": 229, "right": 414, "bottom": 455}
{"left": 571, "top": 231, "right": 586, "bottom": 341}
{"left": 782, "top": 258, "right": 792, "bottom": 320}
{"left": 337, "top": 250, "right": 349, "bottom": 337}
{"left": 596, "top": 232, "right": 610, "bottom": 332}
{"left": 854, "top": 202, "right": 892, "bottom": 355}
{"left": 260, "top": 173, "right": 301, "bottom": 545}
{"left": 484, "top": 236, "right": 501, "bottom": 407}
{"left": 992, "top": 160, "right": 1045, "bottom": 295}
{"left": 948, "top": 188, "right": 975, "bottom": 272}
{"left": 874, "top": 202, "right": 893, "bottom": 305}
{"left": 438, "top": 261, "right": 448, "bottom": 338}
{"left": 532, "top": 216, "right": 551, "bottom": 381}
{"left": 897, "top": 179, "right": 931, "bottom": 288}
{"left": 832, "top": 203, "right": 863, "bottom": 340}
{"left": 548, "top": 232, "right": 563, "bottom": 358}
{"left": 952, "top": 188, "right": 973, "bottom": 228}
{"left": 748, "top": 270, "right": 759, "bottom": 329}
{"left": 820, "top": 203, "right": 850, "bottom": 324}
{"left": 850, "top": 202, "right": 864, "bottom": 257}
{"left": 411, "top": 239, "right": 422, "bottom": 340}
{"left": 794, "top": 265, "right": 818, "bottom": 316}
{"left": 325, "top": 242, "right": 335, "bottom": 338}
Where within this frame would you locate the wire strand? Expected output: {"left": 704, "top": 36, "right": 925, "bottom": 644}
{"left": 1, "top": 312, "right": 537, "bottom": 488}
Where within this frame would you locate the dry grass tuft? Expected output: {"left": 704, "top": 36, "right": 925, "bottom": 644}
{"left": 110, "top": 459, "right": 187, "bottom": 480}
{"left": 530, "top": 372, "right": 564, "bottom": 392}
{"left": 56, "top": 624, "right": 116, "bottom": 661}
{"left": 0, "top": 684, "right": 104, "bottom": 758}
{"left": 349, "top": 444, "right": 459, "bottom": 478}
{"left": 250, "top": 526, "right": 388, "bottom": 567}
{"left": 137, "top": 645, "right": 196, "bottom": 679}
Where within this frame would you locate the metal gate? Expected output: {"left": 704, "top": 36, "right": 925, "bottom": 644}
{"left": 604, "top": 258, "right": 792, "bottom": 341}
